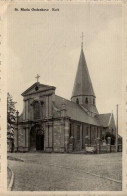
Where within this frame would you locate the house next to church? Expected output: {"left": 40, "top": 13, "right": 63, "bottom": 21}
{"left": 14, "top": 41, "right": 116, "bottom": 153}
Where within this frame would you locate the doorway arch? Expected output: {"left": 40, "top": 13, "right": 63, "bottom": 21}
{"left": 30, "top": 124, "right": 44, "bottom": 151}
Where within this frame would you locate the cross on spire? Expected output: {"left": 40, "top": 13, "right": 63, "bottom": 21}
{"left": 80, "top": 32, "right": 84, "bottom": 49}
{"left": 35, "top": 74, "right": 40, "bottom": 82}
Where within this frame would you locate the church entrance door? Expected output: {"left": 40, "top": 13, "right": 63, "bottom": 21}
{"left": 36, "top": 129, "right": 44, "bottom": 151}
{"left": 30, "top": 124, "right": 44, "bottom": 151}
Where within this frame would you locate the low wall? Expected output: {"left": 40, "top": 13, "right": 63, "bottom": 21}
{"left": 75, "top": 141, "right": 81, "bottom": 151}
{"left": 53, "top": 147, "right": 65, "bottom": 153}
{"left": 68, "top": 144, "right": 73, "bottom": 152}
{"left": 97, "top": 144, "right": 122, "bottom": 153}
{"left": 100, "top": 145, "right": 110, "bottom": 153}
{"left": 111, "top": 145, "right": 116, "bottom": 152}
{"left": 17, "top": 146, "right": 29, "bottom": 152}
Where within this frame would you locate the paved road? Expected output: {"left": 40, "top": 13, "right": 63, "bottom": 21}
{"left": 8, "top": 153, "right": 122, "bottom": 191}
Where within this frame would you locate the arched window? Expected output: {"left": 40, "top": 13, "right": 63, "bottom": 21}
{"left": 76, "top": 98, "right": 79, "bottom": 104}
{"left": 33, "top": 101, "right": 40, "bottom": 120}
{"left": 93, "top": 99, "right": 95, "bottom": 105}
{"left": 85, "top": 97, "right": 88, "bottom": 104}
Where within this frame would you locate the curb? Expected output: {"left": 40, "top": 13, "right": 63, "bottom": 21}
{"left": 8, "top": 166, "right": 14, "bottom": 191}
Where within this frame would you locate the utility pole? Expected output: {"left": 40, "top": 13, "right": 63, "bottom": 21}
{"left": 116, "top": 104, "right": 118, "bottom": 152}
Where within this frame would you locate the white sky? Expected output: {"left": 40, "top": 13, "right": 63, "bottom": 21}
{"left": 7, "top": 3, "right": 122, "bottom": 135}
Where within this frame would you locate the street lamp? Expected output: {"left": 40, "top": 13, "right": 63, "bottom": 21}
{"left": 16, "top": 110, "right": 19, "bottom": 152}
{"left": 16, "top": 110, "right": 19, "bottom": 119}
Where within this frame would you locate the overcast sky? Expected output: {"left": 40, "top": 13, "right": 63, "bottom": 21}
{"left": 7, "top": 3, "right": 122, "bottom": 134}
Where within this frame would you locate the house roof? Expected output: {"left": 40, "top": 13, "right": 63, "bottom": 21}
{"left": 54, "top": 95, "right": 102, "bottom": 126}
{"left": 71, "top": 48, "right": 95, "bottom": 98}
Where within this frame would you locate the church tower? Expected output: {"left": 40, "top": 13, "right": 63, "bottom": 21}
{"left": 71, "top": 33, "right": 98, "bottom": 115}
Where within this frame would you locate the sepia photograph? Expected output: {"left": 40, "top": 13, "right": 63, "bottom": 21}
{"left": 6, "top": 2, "right": 122, "bottom": 192}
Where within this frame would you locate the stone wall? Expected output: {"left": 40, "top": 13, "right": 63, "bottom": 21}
{"left": 14, "top": 125, "right": 30, "bottom": 152}
{"left": 53, "top": 121, "right": 64, "bottom": 152}
{"left": 100, "top": 145, "right": 111, "bottom": 153}
{"left": 44, "top": 118, "right": 70, "bottom": 153}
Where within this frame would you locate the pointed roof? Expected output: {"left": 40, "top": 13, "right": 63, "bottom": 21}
{"left": 99, "top": 113, "right": 116, "bottom": 129}
{"left": 71, "top": 48, "right": 95, "bottom": 98}
{"left": 99, "top": 113, "right": 111, "bottom": 127}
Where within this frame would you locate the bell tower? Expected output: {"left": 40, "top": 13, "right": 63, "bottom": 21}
{"left": 71, "top": 33, "right": 98, "bottom": 115}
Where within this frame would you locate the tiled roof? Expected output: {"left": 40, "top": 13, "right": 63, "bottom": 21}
{"left": 99, "top": 113, "right": 111, "bottom": 127}
{"left": 54, "top": 95, "right": 102, "bottom": 126}
{"left": 71, "top": 48, "right": 95, "bottom": 98}
{"left": 83, "top": 104, "right": 99, "bottom": 114}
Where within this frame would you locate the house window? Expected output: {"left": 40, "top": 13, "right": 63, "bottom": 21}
{"left": 76, "top": 125, "right": 80, "bottom": 140}
{"left": 33, "top": 101, "right": 40, "bottom": 120}
{"left": 85, "top": 97, "right": 88, "bottom": 104}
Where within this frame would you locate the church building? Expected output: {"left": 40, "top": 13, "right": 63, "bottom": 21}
{"left": 14, "top": 39, "right": 116, "bottom": 153}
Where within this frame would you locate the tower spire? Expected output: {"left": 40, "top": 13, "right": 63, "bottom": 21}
{"left": 80, "top": 32, "right": 84, "bottom": 49}
{"left": 71, "top": 48, "right": 95, "bottom": 99}
{"left": 71, "top": 37, "right": 98, "bottom": 114}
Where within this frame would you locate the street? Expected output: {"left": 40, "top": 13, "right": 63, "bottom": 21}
{"left": 8, "top": 152, "right": 122, "bottom": 191}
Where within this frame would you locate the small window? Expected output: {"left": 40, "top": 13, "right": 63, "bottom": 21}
{"left": 76, "top": 98, "right": 79, "bottom": 104}
{"left": 85, "top": 97, "right": 88, "bottom": 104}
{"left": 93, "top": 99, "right": 95, "bottom": 105}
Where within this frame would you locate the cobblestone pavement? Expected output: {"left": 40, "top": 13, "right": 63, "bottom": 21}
{"left": 8, "top": 152, "right": 122, "bottom": 191}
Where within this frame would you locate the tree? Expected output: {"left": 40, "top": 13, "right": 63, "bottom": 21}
{"left": 7, "top": 93, "right": 17, "bottom": 152}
